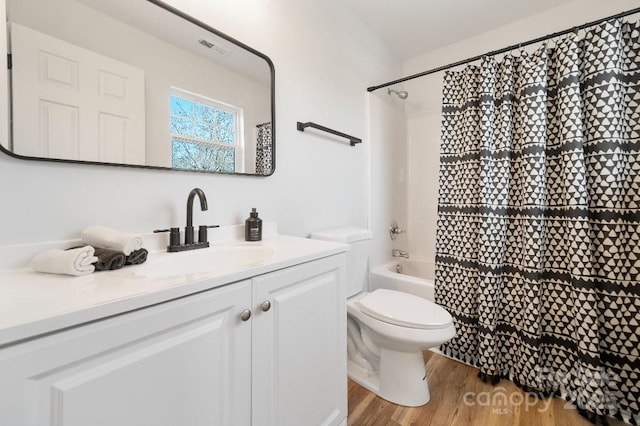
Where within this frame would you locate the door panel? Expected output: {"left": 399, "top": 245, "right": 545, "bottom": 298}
{"left": 11, "top": 23, "right": 145, "bottom": 163}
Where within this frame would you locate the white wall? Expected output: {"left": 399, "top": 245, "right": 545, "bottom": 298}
{"left": 402, "top": 0, "right": 640, "bottom": 265}
{"left": 0, "top": 0, "right": 401, "bottom": 246}
{"left": 367, "top": 91, "right": 407, "bottom": 267}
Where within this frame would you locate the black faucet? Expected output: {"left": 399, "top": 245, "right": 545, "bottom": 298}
{"left": 154, "top": 188, "right": 219, "bottom": 252}
{"left": 186, "top": 188, "right": 208, "bottom": 244}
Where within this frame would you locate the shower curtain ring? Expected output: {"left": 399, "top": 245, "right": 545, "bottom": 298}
{"left": 572, "top": 26, "right": 582, "bottom": 40}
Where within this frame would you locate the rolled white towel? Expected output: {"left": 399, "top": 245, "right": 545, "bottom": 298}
{"left": 81, "top": 226, "right": 143, "bottom": 256}
{"left": 31, "top": 246, "right": 97, "bottom": 276}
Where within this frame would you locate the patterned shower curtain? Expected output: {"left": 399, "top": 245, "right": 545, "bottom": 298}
{"left": 256, "top": 122, "right": 273, "bottom": 175}
{"left": 435, "top": 19, "right": 640, "bottom": 424}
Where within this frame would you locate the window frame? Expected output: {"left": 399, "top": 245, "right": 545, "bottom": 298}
{"left": 169, "top": 87, "right": 245, "bottom": 173}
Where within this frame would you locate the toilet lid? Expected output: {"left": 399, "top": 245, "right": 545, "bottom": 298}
{"left": 356, "top": 289, "right": 452, "bottom": 329}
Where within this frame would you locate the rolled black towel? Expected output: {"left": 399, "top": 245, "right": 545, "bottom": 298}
{"left": 92, "top": 247, "right": 126, "bottom": 271}
{"left": 126, "top": 248, "right": 148, "bottom": 265}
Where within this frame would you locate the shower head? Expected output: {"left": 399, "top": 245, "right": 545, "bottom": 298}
{"left": 387, "top": 87, "right": 408, "bottom": 100}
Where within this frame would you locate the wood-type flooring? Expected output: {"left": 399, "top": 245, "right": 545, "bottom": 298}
{"left": 347, "top": 351, "right": 628, "bottom": 426}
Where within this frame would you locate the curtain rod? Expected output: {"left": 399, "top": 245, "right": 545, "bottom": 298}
{"left": 367, "top": 6, "right": 640, "bottom": 93}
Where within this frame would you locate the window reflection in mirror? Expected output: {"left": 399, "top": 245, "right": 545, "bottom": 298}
{"left": 2, "top": 0, "right": 275, "bottom": 175}
{"left": 170, "top": 89, "right": 242, "bottom": 173}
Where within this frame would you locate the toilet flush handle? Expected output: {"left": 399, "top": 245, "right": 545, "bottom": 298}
{"left": 260, "top": 300, "right": 271, "bottom": 312}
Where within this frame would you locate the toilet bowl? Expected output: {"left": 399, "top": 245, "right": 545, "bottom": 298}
{"left": 310, "top": 227, "right": 456, "bottom": 407}
{"left": 346, "top": 289, "right": 455, "bottom": 406}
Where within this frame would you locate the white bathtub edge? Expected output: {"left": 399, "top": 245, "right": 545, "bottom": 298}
{"left": 369, "top": 260, "right": 435, "bottom": 302}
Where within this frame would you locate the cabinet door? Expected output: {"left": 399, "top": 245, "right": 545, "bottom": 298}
{"left": 252, "top": 255, "right": 347, "bottom": 426}
{"left": 0, "top": 280, "right": 252, "bottom": 426}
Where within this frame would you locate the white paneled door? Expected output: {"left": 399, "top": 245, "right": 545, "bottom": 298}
{"left": 11, "top": 23, "right": 145, "bottom": 163}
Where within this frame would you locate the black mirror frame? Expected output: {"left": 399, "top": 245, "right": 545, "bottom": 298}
{"left": 0, "top": 0, "right": 276, "bottom": 177}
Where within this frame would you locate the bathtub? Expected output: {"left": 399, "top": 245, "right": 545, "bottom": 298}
{"left": 370, "top": 259, "right": 436, "bottom": 302}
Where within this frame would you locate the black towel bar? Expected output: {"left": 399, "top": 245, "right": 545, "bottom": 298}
{"left": 296, "top": 121, "right": 362, "bottom": 146}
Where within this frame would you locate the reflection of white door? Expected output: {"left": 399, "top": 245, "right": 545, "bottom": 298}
{"left": 11, "top": 23, "right": 145, "bottom": 163}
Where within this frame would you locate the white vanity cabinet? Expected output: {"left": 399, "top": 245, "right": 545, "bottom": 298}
{"left": 0, "top": 253, "right": 346, "bottom": 426}
{"left": 0, "top": 280, "right": 254, "bottom": 426}
{"left": 252, "top": 255, "right": 347, "bottom": 426}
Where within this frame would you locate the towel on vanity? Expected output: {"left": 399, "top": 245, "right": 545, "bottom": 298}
{"left": 92, "top": 247, "right": 126, "bottom": 271}
{"left": 31, "top": 246, "right": 97, "bottom": 276}
{"left": 125, "top": 248, "right": 148, "bottom": 265}
{"left": 81, "top": 226, "right": 143, "bottom": 256}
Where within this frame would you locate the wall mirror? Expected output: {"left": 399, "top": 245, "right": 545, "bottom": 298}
{"left": 2, "top": 0, "right": 275, "bottom": 175}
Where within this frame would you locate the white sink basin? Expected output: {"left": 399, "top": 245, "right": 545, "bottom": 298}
{"left": 134, "top": 244, "right": 274, "bottom": 279}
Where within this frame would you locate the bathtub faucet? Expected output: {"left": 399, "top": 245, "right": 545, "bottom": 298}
{"left": 392, "top": 249, "right": 409, "bottom": 259}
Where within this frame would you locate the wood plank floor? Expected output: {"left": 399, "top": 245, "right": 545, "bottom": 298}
{"left": 347, "top": 350, "right": 628, "bottom": 426}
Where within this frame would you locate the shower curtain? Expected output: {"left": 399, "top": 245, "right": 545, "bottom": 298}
{"left": 256, "top": 122, "right": 273, "bottom": 175}
{"left": 435, "top": 19, "right": 640, "bottom": 424}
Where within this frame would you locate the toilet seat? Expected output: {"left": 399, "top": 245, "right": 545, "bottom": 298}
{"left": 356, "top": 289, "right": 452, "bottom": 329}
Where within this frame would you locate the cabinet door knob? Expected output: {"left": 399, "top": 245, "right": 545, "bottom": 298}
{"left": 240, "top": 309, "right": 252, "bottom": 321}
{"left": 260, "top": 300, "right": 271, "bottom": 312}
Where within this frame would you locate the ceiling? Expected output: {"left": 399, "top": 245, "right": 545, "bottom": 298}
{"left": 342, "top": 0, "right": 575, "bottom": 61}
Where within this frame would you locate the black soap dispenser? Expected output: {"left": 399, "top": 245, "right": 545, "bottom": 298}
{"left": 245, "top": 208, "right": 262, "bottom": 241}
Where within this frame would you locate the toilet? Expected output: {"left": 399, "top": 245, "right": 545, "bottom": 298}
{"left": 311, "top": 227, "right": 455, "bottom": 407}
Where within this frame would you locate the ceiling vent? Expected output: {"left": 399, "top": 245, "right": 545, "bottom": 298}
{"left": 198, "top": 39, "right": 232, "bottom": 56}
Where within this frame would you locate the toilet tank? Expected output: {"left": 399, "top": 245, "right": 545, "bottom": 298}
{"left": 310, "top": 227, "right": 372, "bottom": 297}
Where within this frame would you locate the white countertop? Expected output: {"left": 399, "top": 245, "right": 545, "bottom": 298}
{"left": 0, "top": 233, "right": 348, "bottom": 347}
